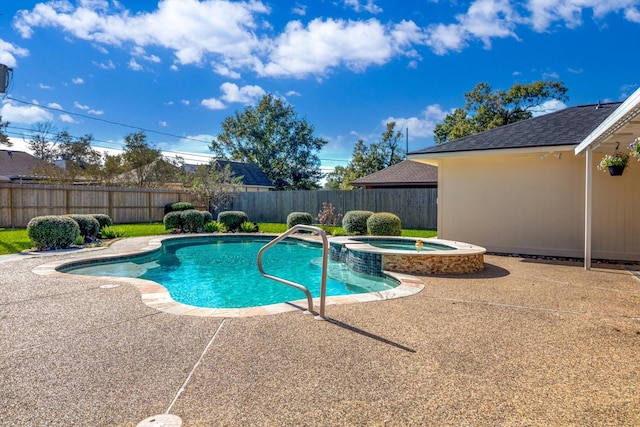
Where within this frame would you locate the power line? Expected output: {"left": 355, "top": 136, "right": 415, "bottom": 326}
{"left": 5, "top": 96, "right": 215, "bottom": 145}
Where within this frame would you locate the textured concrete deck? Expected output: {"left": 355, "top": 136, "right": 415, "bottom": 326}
{"left": 1, "top": 236, "right": 639, "bottom": 426}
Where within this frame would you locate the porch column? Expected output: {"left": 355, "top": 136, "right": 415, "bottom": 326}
{"left": 584, "top": 148, "right": 592, "bottom": 270}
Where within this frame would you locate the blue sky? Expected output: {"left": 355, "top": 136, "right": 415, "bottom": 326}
{"left": 1, "top": 0, "right": 639, "bottom": 173}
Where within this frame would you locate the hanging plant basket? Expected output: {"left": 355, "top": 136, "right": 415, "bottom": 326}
{"left": 608, "top": 165, "right": 625, "bottom": 176}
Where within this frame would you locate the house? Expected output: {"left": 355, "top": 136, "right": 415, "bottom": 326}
{"left": 350, "top": 160, "right": 438, "bottom": 189}
{"left": 408, "top": 91, "right": 640, "bottom": 265}
{"left": 212, "top": 160, "right": 274, "bottom": 192}
{"left": 0, "top": 149, "right": 49, "bottom": 182}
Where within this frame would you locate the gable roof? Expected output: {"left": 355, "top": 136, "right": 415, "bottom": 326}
{"left": 409, "top": 102, "right": 622, "bottom": 156}
{"left": 0, "top": 149, "right": 48, "bottom": 180}
{"left": 213, "top": 160, "right": 274, "bottom": 188}
{"left": 350, "top": 160, "right": 437, "bottom": 188}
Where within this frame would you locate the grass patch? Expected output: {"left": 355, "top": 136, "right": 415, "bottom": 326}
{"left": 0, "top": 222, "right": 437, "bottom": 256}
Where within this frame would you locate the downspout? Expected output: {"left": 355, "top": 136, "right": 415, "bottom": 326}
{"left": 584, "top": 148, "right": 592, "bottom": 270}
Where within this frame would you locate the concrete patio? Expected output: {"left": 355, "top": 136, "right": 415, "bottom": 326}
{"left": 1, "top": 236, "right": 639, "bottom": 426}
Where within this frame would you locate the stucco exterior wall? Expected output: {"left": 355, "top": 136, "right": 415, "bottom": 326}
{"left": 433, "top": 150, "right": 640, "bottom": 261}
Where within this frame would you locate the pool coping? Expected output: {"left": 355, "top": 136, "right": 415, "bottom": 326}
{"left": 32, "top": 233, "right": 425, "bottom": 318}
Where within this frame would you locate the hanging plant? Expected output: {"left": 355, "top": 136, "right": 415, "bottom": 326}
{"left": 597, "top": 151, "right": 629, "bottom": 176}
{"left": 629, "top": 137, "right": 640, "bottom": 160}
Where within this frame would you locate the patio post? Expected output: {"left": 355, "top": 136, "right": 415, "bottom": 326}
{"left": 584, "top": 148, "right": 592, "bottom": 270}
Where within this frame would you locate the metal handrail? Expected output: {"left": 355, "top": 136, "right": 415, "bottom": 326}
{"left": 257, "top": 225, "right": 328, "bottom": 319}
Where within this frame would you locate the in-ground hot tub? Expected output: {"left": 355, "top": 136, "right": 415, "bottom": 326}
{"left": 330, "top": 236, "right": 486, "bottom": 275}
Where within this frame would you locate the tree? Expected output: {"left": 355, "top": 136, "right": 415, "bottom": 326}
{"left": 210, "top": 94, "right": 328, "bottom": 190}
{"left": 27, "top": 121, "right": 58, "bottom": 162}
{"left": 0, "top": 116, "right": 11, "bottom": 147}
{"left": 324, "top": 122, "right": 405, "bottom": 189}
{"left": 56, "top": 131, "right": 102, "bottom": 182}
{"left": 185, "top": 161, "right": 243, "bottom": 215}
{"left": 122, "top": 131, "right": 163, "bottom": 187}
{"left": 434, "top": 80, "right": 569, "bottom": 144}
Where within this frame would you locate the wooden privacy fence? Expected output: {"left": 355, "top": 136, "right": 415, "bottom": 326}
{"left": 0, "top": 183, "right": 199, "bottom": 228}
{"left": 231, "top": 188, "right": 438, "bottom": 230}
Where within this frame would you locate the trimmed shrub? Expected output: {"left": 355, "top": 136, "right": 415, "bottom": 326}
{"left": 164, "top": 201, "right": 194, "bottom": 215}
{"left": 67, "top": 214, "right": 100, "bottom": 238}
{"left": 183, "top": 210, "right": 206, "bottom": 233}
{"left": 217, "top": 211, "right": 248, "bottom": 232}
{"left": 163, "top": 211, "right": 184, "bottom": 231}
{"left": 90, "top": 214, "right": 112, "bottom": 230}
{"left": 367, "top": 212, "right": 401, "bottom": 236}
{"left": 27, "top": 215, "right": 80, "bottom": 250}
{"left": 342, "top": 210, "right": 374, "bottom": 235}
{"left": 286, "top": 212, "right": 313, "bottom": 229}
{"left": 202, "top": 211, "right": 213, "bottom": 224}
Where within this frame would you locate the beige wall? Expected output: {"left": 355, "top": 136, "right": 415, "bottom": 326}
{"left": 424, "top": 149, "right": 640, "bottom": 261}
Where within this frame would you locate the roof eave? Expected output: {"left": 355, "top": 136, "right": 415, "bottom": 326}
{"left": 575, "top": 88, "right": 640, "bottom": 154}
{"left": 409, "top": 144, "right": 577, "bottom": 161}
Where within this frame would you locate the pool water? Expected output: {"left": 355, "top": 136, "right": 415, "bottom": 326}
{"left": 63, "top": 237, "right": 397, "bottom": 309}
{"left": 353, "top": 238, "right": 455, "bottom": 252}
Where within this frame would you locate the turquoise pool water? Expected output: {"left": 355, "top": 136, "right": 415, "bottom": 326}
{"left": 62, "top": 237, "right": 397, "bottom": 309}
{"left": 351, "top": 238, "right": 455, "bottom": 252}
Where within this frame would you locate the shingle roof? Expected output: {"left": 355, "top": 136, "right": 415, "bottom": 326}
{"left": 351, "top": 160, "right": 438, "bottom": 188}
{"left": 214, "top": 160, "right": 274, "bottom": 188}
{"left": 409, "top": 102, "right": 623, "bottom": 155}
{"left": 0, "top": 149, "right": 48, "bottom": 179}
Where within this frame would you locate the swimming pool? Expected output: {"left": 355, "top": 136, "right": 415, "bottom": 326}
{"left": 59, "top": 235, "right": 398, "bottom": 309}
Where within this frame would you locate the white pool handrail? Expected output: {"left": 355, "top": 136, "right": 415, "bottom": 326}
{"left": 257, "top": 225, "right": 328, "bottom": 320}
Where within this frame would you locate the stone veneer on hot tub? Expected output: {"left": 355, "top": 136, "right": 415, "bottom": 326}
{"left": 330, "top": 236, "right": 486, "bottom": 275}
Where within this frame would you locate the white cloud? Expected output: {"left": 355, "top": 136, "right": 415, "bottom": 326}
{"left": 530, "top": 99, "right": 567, "bottom": 117}
{"left": 74, "top": 101, "right": 90, "bottom": 110}
{"left": 59, "top": 113, "right": 76, "bottom": 123}
{"left": 159, "top": 120, "right": 168, "bottom": 127}
{"left": 39, "top": 83, "right": 52, "bottom": 89}
{"left": 383, "top": 104, "right": 451, "bottom": 138}
{"left": 72, "top": 77, "right": 84, "bottom": 84}
{"left": 426, "top": 0, "right": 519, "bottom": 54}
{"left": 93, "top": 59, "right": 115, "bottom": 69}
{"left": 262, "top": 18, "right": 396, "bottom": 77}
{"left": 344, "top": 0, "right": 383, "bottom": 14}
{"left": 220, "top": 82, "right": 266, "bottom": 104}
{"left": 181, "top": 99, "right": 190, "bottom": 106}
{"left": 128, "top": 58, "right": 143, "bottom": 71}
{"left": 292, "top": 4, "right": 306, "bottom": 16}
{"left": 88, "top": 109, "right": 104, "bottom": 115}
{"left": 0, "top": 39, "right": 29, "bottom": 68}
{"left": 0, "top": 100, "right": 52, "bottom": 124}
{"left": 47, "top": 102, "right": 63, "bottom": 109}
{"left": 525, "top": 0, "right": 640, "bottom": 32}
{"left": 201, "top": 98, "right": 226, "bottom": 110}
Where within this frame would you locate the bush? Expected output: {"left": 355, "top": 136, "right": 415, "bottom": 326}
{"left": 90, "top": 214, "right": 113, "bottom": 230}
{"left": 204, "top": 221, "right": 224, "bottom": 233}
{"left": 342, "top": 210, "right": 373, "bottom": 235}
{"left": 239, "top": 221, "right": 256, "bottom": 232}
{"left": 202, "top": 211, "right": 213, "bottom": 224}
{"left": 163, "top": 211, "right": 184, "bottom": 231}
{"left": 99, "top": 226, "right": 125, "bottom": 239}
{"left": 286, "top": 212, "right": 313, "bottom": 229}
{"left": 67, "top": 214, "right": 100, "bottom": 238}
{"left": 316, "top": 202, "right": 342, "bottom": 226}
{"left": 367, "top": 212, "right": 401, "bottom": 236}
{"left": 164, "top": 202, "right": 195, "bottom": 215}
{"left": 217, "top": 211, "right": 248, "bottom": 232}
{"left": 27, "top": 215, "right": 80, "bottom": 250}
{"left": 183, "top": 210, "right": 206, "bottom": 233}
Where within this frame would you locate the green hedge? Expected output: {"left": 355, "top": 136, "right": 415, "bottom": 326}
{"left": 163, "top": 210, "right": 211, "bottom": 233}
{"left": 27, "top": 215, "right": 80, "bottom": 250}
{"left": 90, "top": 213, "right": 113, "bottom": 229}
{"left": 286, "top": 212, "right": 313, "bottom": 229}
{"left": 367, "top": 212, "right": 401, "bottom": 236}
{"left": 164, "top": 202, "right": 195, "bottom": 215}
{"left": 342, "top": 210, "right": 373, "bottom": 235}
{"left": 67, "top": 214, "right": 100, "bottom": 238}
{"left": 217, "top": 211, "right": 248, "bottom": 232}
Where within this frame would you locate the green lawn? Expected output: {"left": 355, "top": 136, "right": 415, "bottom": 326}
{"left": 0, "top": 223, "right": 437, "bottom": 256}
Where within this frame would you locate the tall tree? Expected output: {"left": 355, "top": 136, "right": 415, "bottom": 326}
{"left": 26, "top": 121, "right": 58, "bottom": 162}
{"left": 324, "top": 122, "right": 405, "bottom": 189}
{"left": 56, "top": 131, "right": 102, "bottom": 182}
{"left": 0, "top": 116, "right": 11, "bottom": 147}
{"left": 210, "top": 94, "right": 328, "bottom": 190}
{"left": 122, "top": 131, "right": 163, "bottom": 187}
{"left": 434, "top": 80, "right": 569, "bottom": 144}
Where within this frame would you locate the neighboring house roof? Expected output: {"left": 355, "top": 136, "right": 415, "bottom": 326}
{"left": 410, "top": 102, "right": 623, "bottom": 156}
{"left": 0, "top": 149, "right": 48, "bottom": 181}
{"left": 213, "top": 160, "right": 274, "bottom": 188}
{"left": 350, "top": 160, "right": 438, "bottom": 188}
